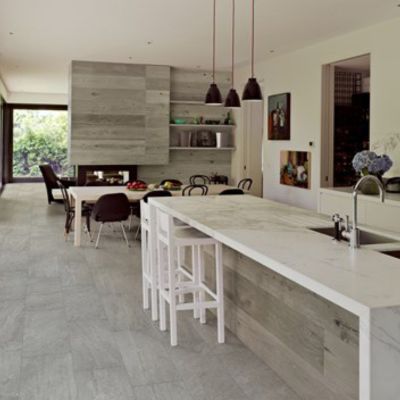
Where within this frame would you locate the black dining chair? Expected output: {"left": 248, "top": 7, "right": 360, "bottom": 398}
{"left": 219, "top": 188, "right": 244, "bottom": 195}
{"left": 189, "top": 175, "right": 210, "bottom": 185}
{"left": 133, "top": 190, "right": 172, "bottom": 239}
{"left": 238, "top": 178, "right": 253, "bottom": 191}
{"left": 40, "top": 164, "right": 76, "bottom": 204}
{"left": 160, "top": 179, "right": 183, "bottom": 186}
{"left": 57, "top": 182, "right": 91, "bottom": 241}
{"left": 182, "top": 184, "right": 209, "bottom": 196}
{"left": 91, "top": 193, "right": 131, "bottom": 248}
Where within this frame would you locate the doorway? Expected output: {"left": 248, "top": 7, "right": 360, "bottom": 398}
{"left": 321, "top": 54, "right": 370, "bottom": 187}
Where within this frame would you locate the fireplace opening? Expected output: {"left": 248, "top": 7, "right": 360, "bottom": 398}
{"left": 77, "top": 165, "right": 137, "bottom": 186}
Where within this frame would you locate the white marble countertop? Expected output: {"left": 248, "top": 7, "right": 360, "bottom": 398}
{"left": 150, "top": 195, "right": 400, "bottom": 317}
{"left": 320, "top": 186, "right": 400, "bottom": 206}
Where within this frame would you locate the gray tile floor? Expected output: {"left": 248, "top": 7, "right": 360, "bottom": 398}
{"left": 0, "top": 183, "right": 301, "bottom": 400}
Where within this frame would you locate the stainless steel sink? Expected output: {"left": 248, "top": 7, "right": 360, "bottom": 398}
{"left": 309, "top": 227, "right": 398, "bottom": 245}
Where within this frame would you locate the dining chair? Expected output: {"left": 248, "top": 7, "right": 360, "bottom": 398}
{"left": 57, "top": 182, "right": 91, "bottom": 241}
{"left": 219, "top": 188, "right": 244, "bottom": 195}
{"left": 40, "top": 164, "right": 76, "bottom": 204}
{"left": 91, "top": 193, "right": 131, "bottom": 248}
{"left": 160, "top": 179, "right": 183, "bottom": 186}
{"left": 238, "top": 178, "right": 253, "bottom": 191}
{"left": 182, "top": 184, "right": 209, "bottom": 196}
{"left": 189, "top": 175, "right": 211, "bottom": 185}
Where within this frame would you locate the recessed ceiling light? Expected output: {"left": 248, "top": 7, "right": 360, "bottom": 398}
{"left": 9, "top": 32, "right": 14, "bottom": 35}
{"left": 269, "top": 50, "right": 275, "bottom": 53}
{"left": 147, "top": 41, "right": 153, "bottom": 45}
{"left": 128, "top": 56, "right": 132, "bottom": 60}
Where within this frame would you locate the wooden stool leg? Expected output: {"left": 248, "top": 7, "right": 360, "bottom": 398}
{"left": 199, "top": 246, "right": 206, "bottom": 324}
{"left": 158, "top": 241, "right": 167, "bottom": 332}
{"left": 192, "top": 245, "right": 200, "bottom": 319}
{"left": 142, "top": 227, "right": 149, "bottom": 310}
{"left": 215, "top": 242, "right": 225, "bottom": 343}
{"left": 168, "top": 244, "right": 177, "bottom": 346}
{"left": 177, "top": 246, "right": 184, "bottom": 304}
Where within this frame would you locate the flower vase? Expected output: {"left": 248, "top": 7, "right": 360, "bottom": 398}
{"left": 359, "top": 174, "right": 382, "bottom": 195}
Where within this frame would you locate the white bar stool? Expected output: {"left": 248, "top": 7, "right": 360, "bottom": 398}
{"left": 155, "top": 207, "right": 225, "bottom": 347}
{"left": 141, "top": 199, "right": 159, "bottom": 321}
{"left": 141, "top": 198, "right": 191, "bottom": 321}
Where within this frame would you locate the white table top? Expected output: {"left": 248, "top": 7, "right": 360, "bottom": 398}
{"left": 149, "top": 194, "right": 400, "bottom": 316}
{"left": 69, "top": 184, "right": 237, "bottom": 202}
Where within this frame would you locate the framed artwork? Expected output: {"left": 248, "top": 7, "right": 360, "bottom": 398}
{"left": 280, "top": 151, "right": 311, "bottom": 189}
{"left": 268, "top": 93, "right": 291, "bottom": 140}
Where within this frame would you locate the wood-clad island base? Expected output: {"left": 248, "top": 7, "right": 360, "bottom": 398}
{"left": 191, "top": 245, "right": 359, "bottom": 400}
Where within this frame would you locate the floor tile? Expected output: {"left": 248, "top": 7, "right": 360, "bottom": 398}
{"left": 23, "top": 308, "right": 69, "bottom": 357}
{"left": 69, "top": 319, "right": 123, "bottom": 371}
{"left": 0, "top": 350, "right": 21, "bottom": 398}
{"left": 64, "top": 285, "right": 106, "bottom": 322}
{"left": 20, "top": 352, "right": 76, "bottom": 400}
{"left": 74, "top": 367, "right": 135, "bottom": 400}
{"left": 0, "top": 300, "right": 24, "bottom": 351}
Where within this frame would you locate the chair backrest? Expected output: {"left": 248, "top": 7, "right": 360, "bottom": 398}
{"left": 238, "top": 178, "right": 253, "bottom": 191}
{"left": 156, "top": 207, "right": 174, "bottom": 245}
{"left": 39, "top": 164, "right": 59, "bottom": 189}
{"left": 182, "top": 184, "right": 208, "bottom": 196}
{"left": 160, "top": 179, "right": 183, "bottom": 186}
{"left": 142, "top": 190, "right": 172, "bottom": 203}
{"left": 219, "top": 188, "right": 244, "bottom": 195}
{"left": 189, "top": 175, "right": 210, "bottom": 185}
{"left": 57, "top": 181, "right": 72, "bottom": 213}
{"left": 91, "top": 193, "right": 130, "bottom": 222}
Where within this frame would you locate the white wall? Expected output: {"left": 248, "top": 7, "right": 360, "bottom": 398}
{"left": 0, "top": 76, "right": 9, "bottom": 101}
{"left": 236, "top": 17, "right": 400, "bottom": 210}
{"left": 7, "top": 91, "right": 67, "bottom": 105}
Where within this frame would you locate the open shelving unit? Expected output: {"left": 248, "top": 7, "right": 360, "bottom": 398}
{"left": 169, "top": 98, "right": 235, "bottom": 150}
{"left": 169, "top": 146, "right": 235, "bottom": 151}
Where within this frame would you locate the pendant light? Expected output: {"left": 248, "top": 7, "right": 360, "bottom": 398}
{"left": 224, "top": 0, "right": 241, "bottom": 108}
{"left": 242, "top": 0, "right": 263, "bottom": 101}
{"left": 205, "top": 0, "right": 223, "bottom": 105}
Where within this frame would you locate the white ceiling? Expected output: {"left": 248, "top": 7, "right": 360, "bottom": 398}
{"left": 0, "top": 0, "right": 398, "bottom": 94}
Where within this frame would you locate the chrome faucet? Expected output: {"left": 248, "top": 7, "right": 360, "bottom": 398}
{"left": 342, "top": 175, "right": 385, "bottom": 248}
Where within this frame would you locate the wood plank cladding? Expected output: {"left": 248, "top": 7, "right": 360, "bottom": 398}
{"left": 171, "top": 68, "right": 231, "bottom": 101}
{"left": 197, "top": 246, "right": 359, "bottom": 400}
{"left": 69, "top": 61, "right": 170, "bottom": 165}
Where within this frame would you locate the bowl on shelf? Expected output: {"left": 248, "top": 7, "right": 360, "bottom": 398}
{"left": 173, "top": 118, "right": 186, "bottom": 125}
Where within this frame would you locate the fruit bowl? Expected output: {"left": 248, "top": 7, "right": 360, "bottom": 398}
{"left": 126, "top": 181, "right": 148, "bottom": 191}
{"left": 162, "top": 185, "right": 181, "bottom": 191}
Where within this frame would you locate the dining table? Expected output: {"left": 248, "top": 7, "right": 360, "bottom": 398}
{"left": 68, "top": 184, "right": 239, "bottom": 246}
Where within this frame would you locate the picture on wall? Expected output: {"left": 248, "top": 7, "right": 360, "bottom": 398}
{"left": 280, "top": 150, "right": 311, "bottom": 189}
{"left": 268, "top": 93, "right": 291, "bottom": 140}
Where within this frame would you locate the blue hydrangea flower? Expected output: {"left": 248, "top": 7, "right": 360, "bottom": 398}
{"left": 352, "top": 150, "right": 377, "bottom": 173}
{"left": 352, "top": 151, "right": 393, "bottom": 176}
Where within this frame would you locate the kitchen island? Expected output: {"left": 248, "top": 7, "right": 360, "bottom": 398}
{"left": 149, "top": 194, "right": 400, "bottom": 400}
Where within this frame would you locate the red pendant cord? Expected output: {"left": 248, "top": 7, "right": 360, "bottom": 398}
{"left": 251, "top": 0, "right": 255, "bottom": 78}
{"left": 212, "top": 0, "right": 216, "bottom": 83}
{"left": 231, "top": 0, "right": 235, "bottom": 87}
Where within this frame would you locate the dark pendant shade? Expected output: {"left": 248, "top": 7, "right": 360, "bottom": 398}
{"left": 205, "top": 83, "right": 223, "bottom": 105}
{"left": 224, "top": 88, "right": 241, "bottom": 108}
{"left": 242, "top": 77, "right": 262, "bottom": 101}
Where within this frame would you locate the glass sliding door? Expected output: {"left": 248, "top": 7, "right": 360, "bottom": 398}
{"left": 12, "top": 107, "right": 70, "bottom": 179}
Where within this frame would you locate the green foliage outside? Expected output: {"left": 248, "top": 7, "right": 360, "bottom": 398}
{"left": 13, "top": 109, "right": 71, "bottom": 177}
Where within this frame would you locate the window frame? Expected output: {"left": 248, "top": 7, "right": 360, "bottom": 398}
{"left": 5, "top": 103, "right": 68, "bottom": 183}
